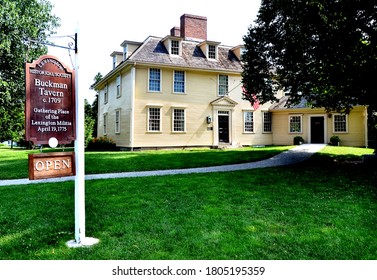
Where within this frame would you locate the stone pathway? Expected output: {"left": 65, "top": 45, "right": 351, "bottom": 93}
{"left": 0, "top": 144, "right": 326, "bottom": 187}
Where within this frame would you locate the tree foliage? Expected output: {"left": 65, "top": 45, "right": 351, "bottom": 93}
{"left": 89, "top": 72, "right": 103, "bottom": 138}
{"left": 0, "top": 0, "right": 59, "bottom": 142}
{"left": 242, "top": 0, "right": 377, "bottom": 113}
{"left": 84, "top": 99, "right": 95, "bottom": 146}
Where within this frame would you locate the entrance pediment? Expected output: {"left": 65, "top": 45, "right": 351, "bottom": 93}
{"left": 210, "top": 96, "right": 238, "bottom": 107}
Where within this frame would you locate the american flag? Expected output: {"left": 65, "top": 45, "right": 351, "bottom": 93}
{"left": 242, "top": 85, "right": 260, "bottom": 110}
{"left": 252, "top": 94, "right": 260, "bottom": 110}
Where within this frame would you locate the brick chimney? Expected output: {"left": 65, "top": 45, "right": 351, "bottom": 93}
{"left": 180, "top": 14, "right": 207, "bottom": 41}
{"left": 170, "top": 26, "right": 181, "bottom": 37}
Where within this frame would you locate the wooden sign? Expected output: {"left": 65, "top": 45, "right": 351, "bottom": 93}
{"left": 28, "top": 152, "right": 75, "bottom": 180}
{"left": 25, "top": 55, "right": 76, "bottom": 145}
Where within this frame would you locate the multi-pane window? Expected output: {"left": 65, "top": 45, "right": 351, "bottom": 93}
{"left": 174, "top": 70, "right": 185, "bottom": 93}
{"left": 116, "top": 75, "right": 121, "bottom": 98}
{"left": 112, "top": 56, "right": 117, "bottom": 69}
{"left": 263, "top": 112, "right": 272, "bottom": 132}
{"left": 334, "top": 114, "right": 347, "bottom": 132}
{"left": 148, "top": 107, "right": 161, "bottom": 132}
{"left": 115, "top": 110, "right": 121, "bottom": 133}
{"left": 240, "top": 47, "right": 247, "bottom": 58}
{"left": 171, "top": 40, "right": 180, "bottom": 55}
{"left": 123, "top": 45, "right": 128, "bottom": 60}
{"left": 218, "top": 111, "right": 229, "bottom": 115}
{"left": 208, "top": 45, "right": 216, "bottom": 59}
{"left": 218, "top": 75, "right": 228, "bottom": 96}
{"left": 173, "top": 109, "right": 185, "bottom": 132}
{"left": 104, "top": 84, "right": 108, "bottom": 104}
{"left": 103, "top": 113, "right": 108, "bottom": 135}
{"left": 289, "top": 115, "right": 302, "bottom": 133}
{"left": 244, "top": 111, "right": 254, "bottom": 133}
{"left": 149, "top": 68, "right": 161, "bottom": 92}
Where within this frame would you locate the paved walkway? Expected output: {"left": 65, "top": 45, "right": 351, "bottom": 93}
{"left": 0, "top": 144, "right": 326, "bottom": 187}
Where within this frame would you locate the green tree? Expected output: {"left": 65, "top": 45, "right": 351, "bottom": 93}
{"left": 89, "top": 72, "right": 103, "bottom": 138}
{"left": 84, "top": 99, "right": 94, "bottom": 146}
{"left": 242, "top": 0, "right": 376, "bottom": 108}
{"left": 0, "top": 0, "right": 59, "bottom": 145}
{"left": 242, "top": 0, "right": 376, "bottom": 148}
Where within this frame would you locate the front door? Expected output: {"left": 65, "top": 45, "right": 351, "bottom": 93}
{"left": 218, "top": 115, "right": 229, "bottom": 143}
{"left": 311, "top": 116, "right": 325, "bottom": 143}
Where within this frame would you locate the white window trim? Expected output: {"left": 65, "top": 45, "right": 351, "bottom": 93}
{"left": 148, "top": 68, "right": 162, "bottom": 93}
{"left": 115, "top": 109, "right": 121, "bottom": 134}
{"left": 218, "top": 74, "right": 229, "bottom": 96}
{"left": 289, "top": 114, "right": 303, "bottom": 134}
{"left": 147, "top": 106, "right": 162, "bottom": 133}
{"left": 112, "top": 56, "right": 117, "bottom": 69}
{"left": 171, "top": 107, "right": 186, "bottom": 133}
{"left": 170, "top": 40, "right": 182, "bottom": 56}
{"left": 218, "top": 110, "right": 230, "bottom": 115}
{"left": 333, "top": 113, "right": 349, "bottom": 133}
{"left": 243, "top": 110, "right": 254, "bottom": 133}
{"left": 262, "top": 111, "right": 272, "bottom": 133}
{"left": 116, "top": 75, "right": 121, "bottom": 98}
{"left": 103, "top": 113, "right": 108, "bottom": 135}
{"left": 173, "top": 70, "right": 186, "bottom": 94}
{"left": 207, "top": 44, "right": 218, "bottom": 60}
{"left": 123, "top": 45, "right": 128, "bottom": 60}
{"left": 240, "top": 47, "right": 247, "bottom": 58}
{"left": 104, "top": 84, "right": 108, "bottom": 104}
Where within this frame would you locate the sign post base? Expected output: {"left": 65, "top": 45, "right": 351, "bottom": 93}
{"left": 66, "top": 237, "right": 99, "bottom": 248}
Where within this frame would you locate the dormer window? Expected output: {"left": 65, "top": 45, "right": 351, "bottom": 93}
{"left": 208, "top": 45, "right": 217, "bottom": 59}
{"left": 110, "top": 51, "right": 123, "bottom": 69}
{"left": 120, "top": 40, "right": 142, "bottom": 61}
{"left": 199, "top": 40, "right": 220, "bottom": 60}
{"left": 231, "top": 45, "right": 246, "bottom": 61}
{"left": 112, "top": 56, "right": 117, "bottom": 69}
{"left": 123, "top": 45, "right": 128, "bottom": 60}
{"left": 162, "top": 36, "right": 183, "bottom": 56}
{"left": 171, "top": 40, "right": 180, "bottom": 55}
{"left": 240, "top": 47, "right": 246, "bottom": 57}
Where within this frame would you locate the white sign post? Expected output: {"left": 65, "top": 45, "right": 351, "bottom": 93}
{"left": 66, "top": 32, "right": 99, "bottom": 248}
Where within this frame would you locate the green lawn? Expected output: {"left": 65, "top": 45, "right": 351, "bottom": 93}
{"left": 0, "top": 145, "right": 376, "bottom": 260}
{"left": 0, "top": 145, "right": 291, "bottom": 179}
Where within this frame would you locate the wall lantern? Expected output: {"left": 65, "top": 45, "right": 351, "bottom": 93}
{"left": 206, "top": 115, "right": 212, "bottom": 124}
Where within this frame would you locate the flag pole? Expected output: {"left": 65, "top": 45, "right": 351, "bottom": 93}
{"left": 67, "top": 30, "right": 99, "bottom": 248}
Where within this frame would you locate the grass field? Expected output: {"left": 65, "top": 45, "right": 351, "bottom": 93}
{"left": 0, "top": 145, "right": 376, "bottom": 260}
{"left": 0, "top": 145, "right": 291, "bottom": 179}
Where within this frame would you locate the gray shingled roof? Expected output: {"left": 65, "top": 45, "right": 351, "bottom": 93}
{"left": 128, "top": 36, "right": 243, "bottom": 72}
{"left": 269, "top": 96, "right": 311, "bottom": 110}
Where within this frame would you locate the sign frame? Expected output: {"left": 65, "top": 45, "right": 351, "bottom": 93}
{"left": 28, "top": 152, "right": 76, "bottom": 180}
{"left": 25, "top": 55, "right": 76, "bottom": 145}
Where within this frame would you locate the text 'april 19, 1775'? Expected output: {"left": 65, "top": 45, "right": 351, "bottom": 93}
{"left": 25, "top": 55, "right": 76, "bottom": 145}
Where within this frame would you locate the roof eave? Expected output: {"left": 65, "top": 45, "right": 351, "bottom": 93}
{"left": 93, "top": 60, "right": 134, "bottom": 90}
{"left": 132, "top": 61, "right": 242, "bottom": 74}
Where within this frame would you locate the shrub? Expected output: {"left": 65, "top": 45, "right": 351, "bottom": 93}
{"left": 330, "top": 135, "right": 341, "bottom": 146}
{"left": 293, "top": 136, "right": 304, "bottom": 145}
{"left": 86, "top": 136, "right": 117, "bottom": 151}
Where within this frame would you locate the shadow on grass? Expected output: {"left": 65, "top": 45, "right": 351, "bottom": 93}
{"left": 84, "top": 146, "right": 291, "bottom": 174}
{"left": 0, "top": 148, "right": 376, "bottom": 260}
{"left": 1, "top": 146, "right": 290, "bottom": 179}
